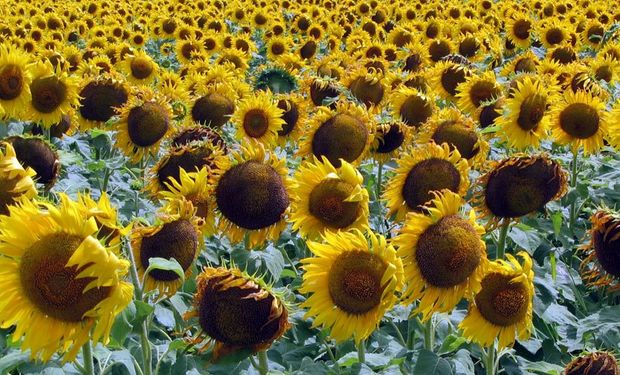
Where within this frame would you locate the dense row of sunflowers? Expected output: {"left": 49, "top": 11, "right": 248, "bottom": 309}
{"left": 0, "top": 0, "right": 619, "bottom": 373}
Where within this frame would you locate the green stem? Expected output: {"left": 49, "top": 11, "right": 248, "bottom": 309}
{"left": 389, "top": 320, "right": 407, "bottom": 348}
{"left": 82, "top": 341, "right": 95, "bottom": 375}
{"left": 376, "top": 161, "right": 384, "bottom": 234}
{"left": 484, "top": 344, "right": 496, "bottom": 375}
{"left": 406, "top": 318, "right": 416, "bottom": 350}
{"left": 257, "top": 351, "right": 269, "bottom": 375}
{"left": 140, "top": 321, "right": 152, "bottom": 375}
{"left": 423, "top": 318, "right": 434, "bottom": 351}
{"left": 569, "top": 148, "right": 579, "bottom": 231}
{"left": 357, "top": 339, "right": 366, "bottom": 364}
{"left": 321, "top": 338, "right": 336, "bottom": 362}
{"left": 496, "top": 220, "right": 510, "bottom": 260}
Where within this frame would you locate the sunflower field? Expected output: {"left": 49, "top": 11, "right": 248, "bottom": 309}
{"left": 1, "top": 0, "right": 620, "bottom": 374}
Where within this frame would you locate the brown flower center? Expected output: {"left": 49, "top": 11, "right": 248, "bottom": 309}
{"left": 0, "top": 64, "right": 24, "bottom": 101}
{"left": 517, "top": 94, "right": 547, "bottom": 131}
{"left": 475, "top": 272, "right": 528, "bottom": 326}
{"left": 402, "top": 158, "right": 461, "bottom": 211}
{"left": 559, "top": 103, "right": 600, "bottom": 139}
{"left": 309, "top": 179, "right": 360, "bottom": 229}
{"left": 311, "top": 113, "right": 368, "bottom": 167}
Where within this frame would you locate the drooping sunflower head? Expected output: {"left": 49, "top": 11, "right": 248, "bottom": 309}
{"left": 132, "top": 201, "right": 200, "bottom": 299}
{"left": 343, "top": 65, "right": 386, "bottom": 108}
{"left": 550, "top": 90, "right": 608, "bottom": 155}
{"left": 476, "top": 154, "right": 568, "bottom": 226}
{"left": 390, "top": 86, "right": 435, "bottom": 128}
{"left": 0, "top": 141, "right": 37, "bottom": 215}
{"left": 580, "top": 207, "right": 620, "bottom": 293}
{"left": 115, "top": 87, "right": 174, "bottom": 163}
{"left": 290, "top": 156, "right": 369, "bottom": 239}
{"left": 565, "top": 352, "right": 619, "bottom": 375}
{"left": 5, "top": 136, "right": 60, "bottom": 188}
{"left": 371, "top": 121, "right": 411, "bottom": 162}
{"left": 384, "top": 142, "right": 470, "bottom": 221}
{"left": 254, "top": 65, "right": 298, "bottom": 94}
{"left": 300, "top": 230, "right": 404, "bottom": 344}
{"left": 231, "top": 90, "right": 285, "bottom": 147}
{"left": 418, "top": 107, "right": 489, "bottom": 167}
{"left": 299, "top": 100, "right": 373, "bottom": 167}
{"left": 214, "top": 143, "right": 291, "bottom": 248}
{"left": 77, "top": 74, "right": 129, "bottom": 130}
{"left": 26, "top": 60, "right": 80, "bottom": 127}
{"left": 459, "top": 251, "right": 534, "bottom": 349}
{"left": 0, "top": 44, "right": 32, "bottom": 119}
{"left": 497, "top": 75, "right": 557, "bottom": 150}
{"left": 185, "top": 266, "right": 289, "bottom": 360}
{"left": 0, "top": 194, "right": 133, "bottom": 361}
{"left": 394, "top": 190, "right": 487, "bottom": 320}
{"left": 148, "top": 140, "right": 225, "bottom": 196}
{"left": 456, "top": 71, "right": 503, "bottom": 114}
{"left": 189, "top": 83, "right": 237, "bottom": 128}
{"left": 500, "top": 50, "right": 540, "bottom": 77}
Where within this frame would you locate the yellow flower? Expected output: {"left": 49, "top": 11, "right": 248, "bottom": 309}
{"left": 0, "top": 195, "right": 133, "bottom": 361}
{"left": 393, "top": 190, "right": 488, "bottom": 320}
{"left": 300, "top": 230, "right": 404, "bottom": 344}
{"left": 460, "top": 252, "right": 534, "bottom": 349}
{"left": 0, "top": 142, "right": 37, "bottom": 215}
{"left": 580, "top": 207, "right": 620, "bottom": 293}
{"left": 0, "top": 44, "right": 32, "bottom": 119}
{"left": 232, "top": 90, "right": 285, "bottom": 147}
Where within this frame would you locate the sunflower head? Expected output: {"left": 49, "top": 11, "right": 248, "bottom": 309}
{"left": 581, "top": 207, "right": 620, "bottom": 292}
{"left": 476, "top": 154, "right": 568, "bottom": 226}
{"left": 172, "top": 125, "right": 227, "bottom": 152}
{"left": 186, "top": 266, "right": 289, "bottom": 360}
{"left": 190, "top": 84, "right": 237, "bottom": 128}
{"left": 390, "top": 86, "right": 434, "bottom": 128}
{"left": 232, "top": 91, "right": 285, "bottom": 147}
{"left": 6, "top": 136, "right": 60, "bottom": 188}
{"left": 565, "top": 352, "right": 619, "bottom": 375}
{"left": 394, "top": 190, "right": 487, "bottom": 319}
{"left": 0, "top": 44, "right": 32, "bottom": 118}
{"left": 371, "top": 121, "right": 409, "bottom": 162}
{"left": 456, "top": 71, "right": 503, "bottom": 114}
{"left": 77, "top": 75, "right": 129, "bottom": 129}
{"left": 0, "top": 142, "right": 37, "bottom": 215}
{"left": 254, "top": 66, "right": 298, "bottom": 94}
{"left": 300, "top": 230, "right": 404, "bottom": 344}
{"left": 460, "top": 252, "right": 534, "bottom": 349}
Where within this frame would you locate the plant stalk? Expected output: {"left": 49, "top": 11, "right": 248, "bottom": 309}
{"left": 496, "top": 220, "right": 510, "bottom": 260}
{"left": 82, "top": 340, "right": 95, "bottom": 375}
{"left": 357, "top": 339, "right": 366, "bottom": 364}
{"left": 569, "top": 148, "right": 579, "bottom": 231}
{"left": 257, "top": 351, "right": 269, "bottom": 375}
{"left": 423, "top": 318, "right": 434, "bottom": 351}
{"left": 484, "top": 344, "right": 497, "bottom": 375}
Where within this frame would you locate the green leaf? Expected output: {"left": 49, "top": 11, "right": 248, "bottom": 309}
{"left": 551, "top": 212, "right": 563, "bottom": 236}
{"left": 438, "top": 334, "right": 467, "bottom": 355}
{"left": 0, "top": 352, "right": 30, "bottom": 373}
{"left": 133, "top": 301, "right": 155, "bottom": 325}
{"left": 144, "top": 257, "right": 185, "bottom": 283}
{"left": 154, "top": 305, "right": 175, "bottom": 330}
{"left": 413, "top": 350, "right": 452, "bottom": 375}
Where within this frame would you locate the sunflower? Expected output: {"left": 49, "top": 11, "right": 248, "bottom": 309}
{"left": 394, "top": 190, "right": 488, "bottom": 320}
{"left": 474, "top": 154, "right": 568, "bottom": 227}
{"left": 254, "top": 65, "right": 298, "bottom": 94}
{"left": 189, "top": 83, "right": 237, "bottom": 128}
{"left": 537, "top": 19, "right": 570, "bottom": 49}
{"left": 383, "top": 142, "right": 470, "bottom": 221}
{"left": 0, "top": 195, "right": 133, "bottom": 361}
{"left": 6, "top": 136, "right": 60, "bottom": 188}
{"left": 77, "top": 192, "right": 128, "bottom": 248}
{"left": 118, "top": 49, "right": 159, "bottom": 85}
{"left": 456, "top": 71, "right": 503, "bottom": 115}
{"left": 275, "top": 92, "right": 307, "bottom": 145}
{"left": 500, "top": 50, "right": 539, "bottom": 77}
{"left": 459, "top": 251, "right": 534, "bottom": 349}
{"left": 290, "top": 156, "right": 369, "bottom": 239}
{"left": 429, "top": 60, "right": 472, "bottom": 101}
{"left": 131, "top": 199, "right": 201, "bottom": 299}
{"left": 159, "top": 167, "right": 217, "bottom": 237}
{"left": 0, "top": 142, "right": 37, "bottom": 215}
{"left": 580, "top": 207, "right": 620, "bottom": 293}
{"left": 298, "top": 101, "right": 373, "bottom": 167}
{"left": 550, "top": 90, "right": 608, "bottom": 155}
{"left": 371, "top": 121, "right": 412, "bottom": 163}
{"left": 115, "top": 88, "right": 174, "bottom": 163}
{"left": 564, "top": 352, "right": 619, "bottom": 375}
{"left": 300, "top": 230, "right": 404, "bottom": 344}
{"left": 147, "top": 140, "right": 225, "bottom": 196}
{"left": 497, "top": 76, "right": 557, "bottom": 149}
{"left": 185, "top": 266, "right": 290, "bottom": 360}
{"left": 77, "top": 74, "right": 130, "bottom": 130}
{"left": 25, "top": 60, "right": 79, "bottom": 127}
{"left": 390, "top": 86, "right": 435, "bottom": 128}
{"left": 231, "top": 91, "right": 285, "bottom": 147}
{"left": 214, "top": 143, "right": 291, "bottom": 248}
{"left": 506, "top": 16, "right": 533, "bottom": 49}
{"left": 343, "top": 66, "right": 386, "bottom": 108}
{"left": 0, "top": 44, "right": 32, "bottom": 119}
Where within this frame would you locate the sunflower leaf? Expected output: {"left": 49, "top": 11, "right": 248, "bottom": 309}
{"left": 144, "top": 257, "right": 185, "bottom": 283}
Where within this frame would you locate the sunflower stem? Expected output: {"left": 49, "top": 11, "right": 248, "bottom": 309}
{"left": 569, "top": 147, "right": 579, "bottom": 232}
{"left": 376, "top": 161, "right": 384, "bottom": 234}
{"left": 140, "top": 321, "right": 153, "bottom": 375}
{"left": 423, "top": 318, "right": 434, "bottom": 351}
{"left": 257, "top": 350, "right": 269, "bottom": 375}
{"left": 357, "top": 339, "right": 366, "bottom": 364}
{"left": 496, "top": 220, "right": 510, "bottom": 260}
{"left": 81, "top": 340, "right": 95, "bottom": 375}
{"left": 484, "top": 344, "right": 497, "bottom": 375}
{"left": 389, "top": 320, "right": 407, "bottom": 348}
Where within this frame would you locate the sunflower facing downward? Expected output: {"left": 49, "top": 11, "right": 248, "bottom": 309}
{"left": 460, "top": 251, "right": 534, "bottom": 349}
{"left": 214, "top": 143, "right": 291, "bottom": 248}
{"left": 115, "top": 88, "right": 174, "bottom": 163}
{"left": 300, "top": 230, "right": 404, "bottom": 344}
{"left": 580, "top": 207, "right": 620, "bottom": 293}
{"left": 394, "top": 190, "right": 488, "bottom": 320}
{"left": 290, "top": 156, "right": 369, "bottom": 240}
{"left": 0, "top": 195, "right": 133, "bottom": 361}
{"left": 185, "top": 266, "right": 290, "bottom": 360}
{"left": 475, "top": 154, "right": 568, "bottom": 227}
{"left": 0, "top": 142, "right": 37, "bottom": 215}
{"left": 550, "top": 90, "right": 608, "bottom": 155}
{"left": 497, "top": 76, "right": 556, "bottom": 150}
{"left": 131, "top": 199, "right": 201, "bottom": 298}
{"left": 383, "top": 142, "right": 470, "bottom": 221}
{"left": 232, "top": 91, "right": 285, "bottom": 147}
